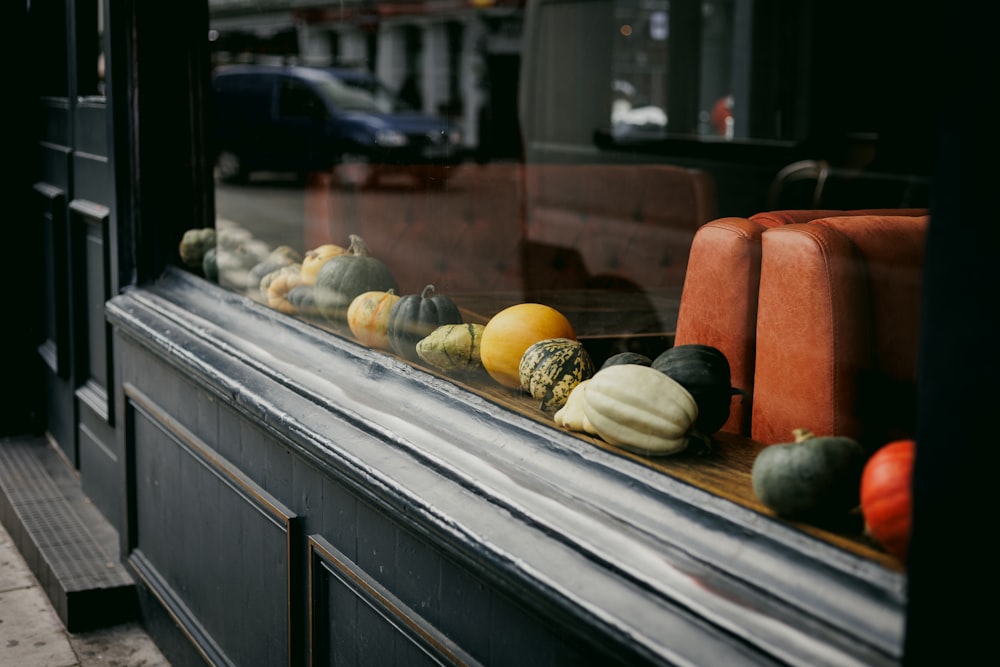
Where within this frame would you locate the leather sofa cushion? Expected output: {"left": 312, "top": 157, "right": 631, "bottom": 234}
{"left": 751, "top": 214, "right": 928, "bottom": 448}
{"left": 674, "top": 208, "right": 928, "bottom": 435}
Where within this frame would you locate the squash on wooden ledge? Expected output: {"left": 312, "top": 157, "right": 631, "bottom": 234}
{"left": 480, "top": 303, "right": 576, "bottom": 389}
{"left": 751, "top": 428, "right": 866, "bottom": 521}
{"left": 519, "top": 338, "right": 595, "bottom": 412}
{"left": 652, "top": 344, "right": 747, "bottom": 435}
{"left": 387, "top": 285, "right": 464, "bottom": 362}
{"left": 347, "top": 289, "right": 401, "bottom": 351}
{"left": 314, "top": 235, "right": 398, "bottom": 327}
{"left": 416, "top": 323, "right": 486, "bottom": 374}
{"left": 555, "top": 365, "right": 707, "bottom": 457}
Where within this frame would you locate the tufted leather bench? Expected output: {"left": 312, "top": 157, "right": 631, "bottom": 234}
{"left": 522, "top": 163, "right": 718, "bottom": 292}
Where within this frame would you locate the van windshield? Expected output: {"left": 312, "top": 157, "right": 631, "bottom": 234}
{"left": 314, "top": 76, "right": 400, "bottom": 114}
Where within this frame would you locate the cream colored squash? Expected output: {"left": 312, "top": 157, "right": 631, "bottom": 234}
{"left": 582, "top": 365, "right": 699, "bottom": 456}
{"left": 553, "top": 379, "right": 598, "bottom": 435}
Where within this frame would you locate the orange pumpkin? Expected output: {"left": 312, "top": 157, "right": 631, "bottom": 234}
{"left": 347, "top": 289, "right": 401, "bottom": 350}
{"left": 480, "top": 303, "right": 576, "bottom": 388}
{"left": 861, "top": 439, "right": 915, "bottom": 561}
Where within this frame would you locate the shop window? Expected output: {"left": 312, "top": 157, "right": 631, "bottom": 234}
{"left": 189, "top": 0, "right": 932, "bottom": 571}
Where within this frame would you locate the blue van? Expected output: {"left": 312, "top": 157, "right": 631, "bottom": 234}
{"left": 211, "top": 64, "right": 464, "bottom": 187}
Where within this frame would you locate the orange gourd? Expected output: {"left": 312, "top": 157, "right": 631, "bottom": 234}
{"left": 479, "top": 303, "right": 576, "bottom": 388}
{"left": 861, "top": 439, "right": 915, "bottom": 562}
{"left": 347, "top": 289, "right": 401, "bottom": 350}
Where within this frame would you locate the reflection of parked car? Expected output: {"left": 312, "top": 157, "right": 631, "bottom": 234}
{"left": 211, "top": 64, "right": 464, "bottom": 187}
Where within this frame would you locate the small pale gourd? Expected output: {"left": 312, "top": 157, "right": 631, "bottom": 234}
{"left": 582, "top": 365, "right": 699, "bottom": 456}
{"left": 553, "top": 380, "right": 599, "bottom": 435}
{"left": 264, "top": 264, "right": 304, "bottom": 314}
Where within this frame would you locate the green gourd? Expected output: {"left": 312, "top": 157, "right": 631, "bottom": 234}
{"left": 286, "top": 284, "right": 318, "bottom": 317}
{"left": 416, "top": 323, "right": 486, "bottom": 373}
{"left": 314, "top": 235, "right": 397, "bottom": 327}
{"left": 387, "top": 285, "right": 463, "bottom": 362}
{"left": 553, "top": 379, "right": 598, "bottom": 434}
{"left": 202, "top": 247, "right": 219, "bottom": 282}
{"left": 751, "top": 429, "right": 867, "bottom": 519}
{"left": 179, "top": 227, "right": 217, "bottom": 270}
{"left": 519, "top": 338, "right": 595, "bottom": 411}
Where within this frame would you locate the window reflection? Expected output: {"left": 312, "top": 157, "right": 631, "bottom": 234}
{"left": 204, "top": 0, "right": 931, "bottom": 354}
{"left": 194, "top": 0, "right": 931, "bottom": 562}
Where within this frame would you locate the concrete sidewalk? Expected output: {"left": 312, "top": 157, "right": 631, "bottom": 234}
{"left": 0, "top": 520, "right": 171, "bottom": 667}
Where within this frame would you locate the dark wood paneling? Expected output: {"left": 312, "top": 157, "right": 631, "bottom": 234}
{"left": 40, "top": 97, "right": 71, "bottom": 146}
{"left": 309, "top": 535, "right": 479, "bottom": 667}
{"left": 79, "top": 407, "right": 120, "bottom": 529}
{"left": 35, "top": 184, "right": 69, "bottom": 379}
{"left": 70, "top": 199, "right": 111, "bottom": 422}
{"left": 75, "top": 99, "right": 109, "bottom": 156}
{"left": 72, "top": 152, "right": 110, "bottom": 204}
{"left": 123, "top": 382, "right": 300, "bottom": 667}
{"left": 36, "top": 182, "right": 76, "bottom": 462}
{"left": 44, "top": 375, "right": 76, "bottom": 464}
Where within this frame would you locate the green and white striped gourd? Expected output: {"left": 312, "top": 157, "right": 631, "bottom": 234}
{"left": 519, "top": 338, "right": 595, "bottom": 412}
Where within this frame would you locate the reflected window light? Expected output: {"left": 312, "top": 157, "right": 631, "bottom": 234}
{"left": 650, "top": 11, "right": 667, "bottom": 40}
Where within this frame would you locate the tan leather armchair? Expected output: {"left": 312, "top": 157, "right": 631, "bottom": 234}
{"left": 751, "top": 214, "right": 929, "bottom": 448}
{"left": 674, "top": 208, "right": 927, "bottom": 436}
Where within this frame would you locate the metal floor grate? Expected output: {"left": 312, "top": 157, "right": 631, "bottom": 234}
{"left": 0, "top": 435, "right": 137, "bottom": 632}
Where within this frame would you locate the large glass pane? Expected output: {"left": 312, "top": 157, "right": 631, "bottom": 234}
{"left": 185, "top": 0, "right": 932, "bottom": 568}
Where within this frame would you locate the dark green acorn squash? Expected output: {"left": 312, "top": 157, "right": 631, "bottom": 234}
{"left": 286, "top": 284, "right": 318, "bottom": 317}
{"left": 652, "top": 344, "right": 744, "bottom": 434}
{"left": 314, "top": 235, "right": 397, "bottom": 327}
{"left": 600, "top": 352, "right": 653, "bottom": 370}
{"left": 387, "top": 285, "right": 464, "bottom": 362}
{"left": 751, "top": 429, "right": 867, "bottom": 519}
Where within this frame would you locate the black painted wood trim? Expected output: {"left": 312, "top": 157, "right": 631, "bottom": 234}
{"left": 122, "top": 382, "right": 302, "bottom": 666}
{"left": 70, "top": 198, "right": 113, "bottom": 424}
{"left": 35, "top": 183, "right": 70, "bottom": 380}
{"left": 129, "top": 550, "right": 234, "bottom": 667}
{"left": 308, "top": 534, "right": 480, "bottom": 667}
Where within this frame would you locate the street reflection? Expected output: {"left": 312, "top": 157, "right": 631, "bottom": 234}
{"left": 213, "top": 161, "right": 691, "bottom": 361}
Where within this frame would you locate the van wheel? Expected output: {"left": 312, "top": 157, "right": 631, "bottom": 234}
{"left": 217, "top": 150, "right": 248, "bottom": 183}
{"left": 336, "top": 154, "right": 376, "bottom": 190}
